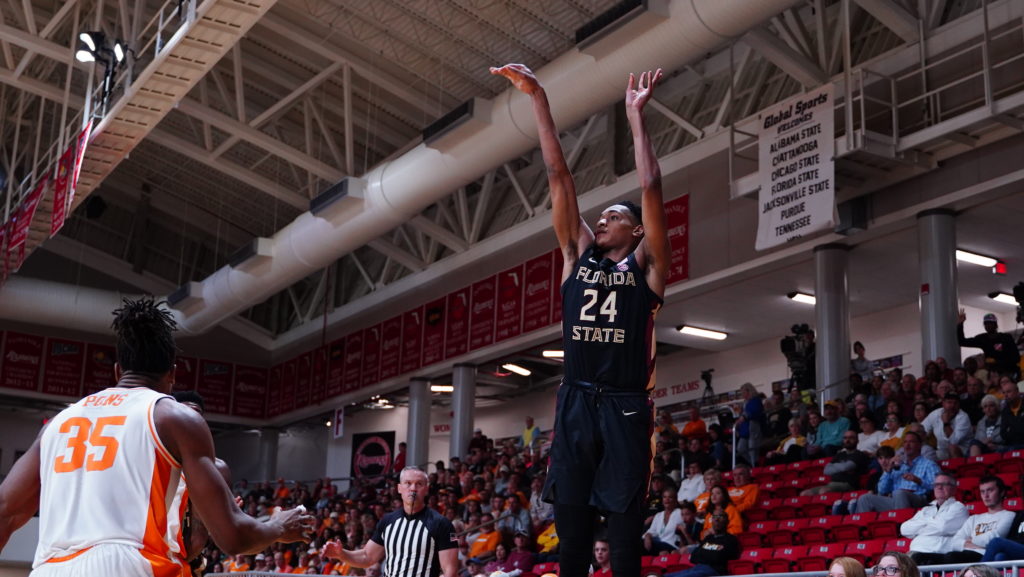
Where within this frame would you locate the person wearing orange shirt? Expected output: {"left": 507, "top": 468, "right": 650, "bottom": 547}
{"left": 693, "top": 469, "right": 722, "bottom": 514}
{"left": 699, "top": 485, "right": 742, "bottom": 538}
{"left": 226, "top": 554, "right": 251, "bottom": 572}
{"left": 681, "top": 407, "right": 707, "bottom": 441}
{"left": 468, "top": 514, "right": 502, "bottom": 560}
{"left": 726, "top": 464, "right": 759, "bottom": 513}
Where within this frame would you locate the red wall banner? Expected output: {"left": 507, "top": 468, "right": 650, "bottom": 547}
{"left": 41, "top": 338, "right": 84, "bottom": 397}
{"left": 280, "top": 358, "right": 297, "bottom": 414}
{"left": 0, "top": 331, "right": 43, "bottom": 391}
{"left": 325, "top": 339, "right": 345, "bottom": 398}
{"left": 400, "top": 307, "right": 423, "bottom": 375}
{"left": 310, "top": 346, "right": 327, "bottom": 404}
{"left": 421, "top": 297, "right": 446, "bottom": 366}
{"left": 378, "top": 316, "right": 403, "bottom": 381}
{"left": 522, "top": 252, "right": 554, "bottom": 333}
{"left": 294, "top": 352, "right": 312, "bottom": 409}
{"left": 232, "top": 365, "right": 268, "bottom": 418}
{"left": 266, "top": 364, "right": 283, "bottom": 417}
{"left": 173, "top": 356, "right": 199, "bottom": 392}
{"left": 495, "top": 264, "right": 524, "bottom": 342}
{"left": 197, "top": 360, "right": 233, "bottom": 415}
{"left": 342, "top": 331, "right": 363, "bottom": 393}
{"left": 444, "top": 287, "right": 470, "bottom": 360}
{"left": 82, "top": 343, "right": 116, "bottom": 395}
{"left": 361, "top": 325, "right": 382, "bottom": 389}
{"left": 469, "top": 277, "right": 497, "bottom": 350}
{"left": 666, "top": 194, "right": 690, "bottom": 285}
{"left": 551, "top": 248, "right": 564, "bottom": 324}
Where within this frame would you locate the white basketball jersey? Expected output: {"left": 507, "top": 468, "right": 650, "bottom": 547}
{"left": 35, "top": 386, "right": 185, "bottom": 577}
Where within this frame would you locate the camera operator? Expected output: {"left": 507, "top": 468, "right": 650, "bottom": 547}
{"left": 957, "top": 309, "right": 1020, "bottom": 380}
{"left": 780, "top": 324, "right": 816, "bottom": 391}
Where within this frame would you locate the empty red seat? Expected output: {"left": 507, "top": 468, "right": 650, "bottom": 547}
{"left": 845, "top": 538, "right": 887, "bottom": 566}
{"left": 761, "top": 546, "right": 806, "bottom": 573}
{"left": 885, "top": 538, "right": 911, "bottom": 553}
{"left": 1007, "top": 498, "right": 1023, "bottom": 512}
{"left": 832, "top": 512, "right": 878, "bottom": 542}
{"left": 770, "top": 503, "right": 799, "bottom": 520}
{"left": 532, "top": 562, "right": 559, "bottom": 575}
{"left": 993, "top": 458, "right": 1024, "bottom": 476}
{"left": 737, "top": 531, "right": 763, "bottom": 549}
{"left": 727, "top": 547, "right": 772, "bottom": 575}
{"left": 767, "top": 518, "right": 809, "bottom": 547}
{"left": 870, "top": 508, "right": 914, "bottom": 539}
{"left": 965, "top": 501, "right": 984, "bottom": 514}
{"left": 956, "top": 462, "right": 990, "bottom": 479}
{"left": 940, "top": 457, "right": 967, "bottom": 471}
{"left": 800, "top": 516, "right": 834, "bottom": 544}
{"left": 996, "top": 473, "right": 1018, "bottom": 497}
{"left": 957, "top": 476, "right": 982, "bottom": 502}
{"left": 652, "top": 553, "right": 688, "bottom": 573}
{"left": 744, "top": 508, "right": 769, "bottom": 523}
{"left": 797, "top": 543, "right": 845, "bottom": 572}
{"left": 968, "top": 453, "right": 1002, "bottom": 466}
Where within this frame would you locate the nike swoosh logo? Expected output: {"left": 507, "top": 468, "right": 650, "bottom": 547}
{"left": 623, "top": 411, "right": 637, "bottom": 416}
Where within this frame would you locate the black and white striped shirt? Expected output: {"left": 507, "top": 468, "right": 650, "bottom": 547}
{"left": 371, "top": 506, "right": 456, "bottom": 577}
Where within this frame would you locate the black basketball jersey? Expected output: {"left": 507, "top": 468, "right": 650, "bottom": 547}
{"left": 561, "top": 246, "right": 662, "bottom": 390}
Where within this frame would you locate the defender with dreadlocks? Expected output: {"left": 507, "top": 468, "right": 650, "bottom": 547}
{"left": 0, "top": 297, "right": 313, "bottom": 577}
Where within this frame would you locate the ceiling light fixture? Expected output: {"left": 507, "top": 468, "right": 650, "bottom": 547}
{"left": 501, "top": 363, "right": 532, "bottom": 376}
{"left": 787, "top": 292, "right": 816, "bottom": 305}
{"left": 988, "top": 292, "right": 1018, "bottom": 306}
{"left": 956, "top": 250, "right": 998, "bottom": 268}
{"left": 430, "top": 384, "right": 454, "bottom": 393}
{"left": 542, "top": 350, "right": 564, "bottom": 358}
{"left": 677, "top": 325, "right": 728, "bottom": 340}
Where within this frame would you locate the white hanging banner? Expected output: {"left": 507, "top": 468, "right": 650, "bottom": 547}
{"left": 755, "top": 84, "right": 835, "bottom": 250}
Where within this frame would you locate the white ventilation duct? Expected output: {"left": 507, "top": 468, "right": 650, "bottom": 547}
{"left": 0, "top": 277, "right": 139, "bottom": 334}
{"left": 168, "top": 0, "right": 802, "bottom": 335}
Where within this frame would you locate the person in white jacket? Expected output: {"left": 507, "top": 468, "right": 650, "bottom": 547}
{"left": 902, "top": 473, "right": 969, "bottom": 565}
{"left": 945, "top": 476, "right": 1015, "bottom": 563}
{"left": 921, "top": 393, "right": 973, "bottom": 459}
{"left": 643, "top": 490, "right": 683, "bottom": 554}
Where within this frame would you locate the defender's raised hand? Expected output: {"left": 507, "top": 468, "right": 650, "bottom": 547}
{"left": 625, "top": 69, "right": 664, "bottom": 115}
{"left": 490, "top": 63, "right": 542, "bottom": 95}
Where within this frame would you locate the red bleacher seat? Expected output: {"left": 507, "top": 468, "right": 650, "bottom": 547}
{"left": 779, "top": 469, "right": 802, "bottom": 483}
{"left": 770, "top": 503, "right": 799, "bottom": 520}
{"left": 957, "top": 462, "right": 990, "bottom": 479}
{"left": 993, "top": 458, "right": 1024, "bottom": 476}
{"left": 870, "top": 508, "right": 914, "bottom": 539}
{"left": 996, "top": 473, "right": 1018, "bottom": 497}
{"left": 968, "top": 453, "right": 1002, "bottom": 466}
{"left": 727, "top": 548, "right": 771, "bottom": 575}
{"left": 885, "top": 538, "right": 911, "bottom": 553}
{"left": 965, "top": 501, "right": 984, "bottom": 514}
{"left": 765, "top": 520, "right": 805, "bottom": 547}
{"left": 744, "top": 508, "right": 769, "bottom": 523}
{"left": 843, "top": 489, "right": 870, "bottom": 501}
{"left": 801, "top": 502, "right": 831, "bottom": 518}
{"left": 958, "top": 476, "right": 982, "bottom": 501}
{"left": 797, "top": 543, "right": 845, "bottom": 571}
{"left": 845, "top": 538, "right": 887, "bottom": 566}
{"left": 1007, "top": 498, "right": 1023, "bottom": 512}
{"left": 532, "top": 562, "right": 559, "bottom": 575}
{"left": 761, "top": 546, "right": 806, "bottom": 573}
{"left": 782, "top": 495, "right": 813, "bottom": 507}
{"left": 941, "top": 457, "right": 967, "bottom": 470}
{"left": 747, "top": 520, "right": 777, "bottom": 534}
{"left": 832, "top": 512, "right": 878, "bottom": 542}
{"left": 737, "top": 532, "right": 763, "bottom": 549}
{"left": 652, "top": 553, "right": 689, "bottom": 573}
{"left": 800, "top": 516, "right": 834, "bottom": 544}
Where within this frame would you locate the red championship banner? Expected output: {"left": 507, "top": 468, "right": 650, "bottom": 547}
{"left": 495, "top": 264, "right": 524, "bottom": 342}
{"left": 400, "top": 307, "right": 423, "bottom": 374}
{"left": 310, "top": 346, "right": 327, "bottom": 404}
{"left": 10, "top": 176, "right": 47, "bottom": 249}
{"left": 51, "top": 143, "right": 75, "bottom": 237}
{"left": 421, "top": 297, "right": 445, "bottom": 366}
{"left": 522, "top": 252, "right": 554, "bottom": 333}
{"left": 444, "top": 287, "right": 470, "bottom": 359}
{"left": 325, "top": 339, "right": 345, "bottom": 398}
{"left": 469, "top": 276, "right": 497, "bottom": 350}
{"left": 232, "top": 365, "right": 268, "bottom": 418}
{"left": 266, "top": 364, "right": 283, "bottom": 417}
{"left": 361, "top": 325, "right": 381, "bottom": 388}
{"left": 42, "top": 338, "right": 84, "bottom": 397}
{"left": 294, "top": 352, "right": 312, "bottom": 409}
{"left": 551, "top": 248, "right": 564, "bottom": 323}
{"left": 0, "top": 331, "right": 44, "bottom": 391}
{"left": 666, "top": 194, "right": 690, "bottom": 285}
{"left": 378, "top": 316, "right": 402, "bottom": 381}
{"left": 196, "top": 360, "right": 233, "bottom": 414}
{"left": 173, "top": 356, "right": 198, "bottom": 392}
{"left": 342, "top": 331, "right": 363, "bottom": 393}
{"left": 82, "top": 343, "right": 116, "bottom": 394}
{"left": 280, "top": 358, "right": 297, "bottom": 414}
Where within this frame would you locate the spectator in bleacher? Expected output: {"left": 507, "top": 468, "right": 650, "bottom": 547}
{"left": 981, "top": 499, "right": 1024, "bottom": 561}
{"left": 960, "top": 376, "right": 985, "bottom": 423}
{"left": 482, "top": 544, "right": 518, "bottom": 576}
{"left": 736, "top": 383, "right": 765, "bottom": 467}
{"left": 970, "top": 394, "right": 1006, "bottom": 456}
{"left": 726, "top": 465, "right": 759, "bottom": 513}
{"left": 677, "top": 461, "right": 706, "bottom": 504}
{"left": 857, "top": 415, "right": 885, "bottom": 457}
{"left": 534, "top": 521, "right": 559, "bottom": 562}
{"left": 682, "top": 436, "right": 714, "bottom": 473}
{"left": 656, "top": 409, "right": 681, "bottom": 445}
{"left": 643, "top": 489, "right": 684, "bottom": 554}
{"left": 682, "top": 407, "right": 707, "bottom": 441}
{"left": 830, "top": 557, "right": 868, "bottom": 577}
{"left": 878, "top": 413, "right": 905, "bottom": 452}
{"left": 818, "top": 400, "right": 851, "bottom": 456}
{"left": 765, "top": 417, "right": 806, "bottom": 465}
{"left": 528, "top": 476, "right": 553, "bottom": 531}
{"left": 497, "top": 494, "right": 532, "bottom": 538}
{"left": 870, "top": 377, "right": 890, "bottom": 416}
{"left": 706, "top": 424, "right": 731, "bottom": 471}
{"left": 764, "top": 391, "right": 792, "bottom": 442}
{"left": 855, "top": 431, "right": 939, "bottom": 512}
{"left": 805, "top": 411, "right": 825, "bottom": 456}
{"left": 801, "top": 430, "right": 870, "bottom": 496}
{"left": 592, "top": 538, "right": 612, "bottom": 576}
{"left": 920, "top": 392, "right": 973, "bottom": 459}
{"left": 873, "top": 552, "right": 920, "bottom": 577}
{"left": 928, "top": 476, "right": 1012, "bottom": 564}
{"left": 700, "top": 485, "right": 742, "bottom": 538}
{"left": 958, "top": 310, "right": 1021, "bottom": 380}
{"left": 900, "top": 472, "right": 969, "bottom": 565}
{"left": 852, "top": 341, "right": 872, "bottom": 382}
{"left": 519, "top": 416, "right": 542, "bottom": 452}
{"left": 506, "top": 530, "right": 536, "bottom": 574}
{"left": 693, "top": 469, "right": 722, "bottom": 513}
{"left": 955, "top": 477, "right": 1015, "bottom": 561}
{"left": 468, "top": 428, "right": 489, "bottom": 454}
{"left": 664, "top": 506, "right": 741, "bottom": 577}
{"left": 901, "top": 423, "right": 938, "bottom": 462}
{"left": 958, "top": 566, "right": 1001, "bottom": 577}
{"left": 1000, "top": 378, "right": 1024, "bottom": 449}
{"left": 677, "top": 501, "right": 703, "bottom": 553}
{"left": 850, "top": 399, "right": 873, "bottom": 433}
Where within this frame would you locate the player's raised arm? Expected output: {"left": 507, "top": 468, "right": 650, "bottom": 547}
{"left": 491, "top": 63, "right": 593, "bottom": 279}
{"left": 0, "top": 433, "right": 42, "bottom": 552}
{"left": 626, "top": 69, "right": 670, "bottom": 297}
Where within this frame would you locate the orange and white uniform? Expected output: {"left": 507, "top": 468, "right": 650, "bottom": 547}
{"left": 32, "top": 386, "right": 185, "bottom": 577}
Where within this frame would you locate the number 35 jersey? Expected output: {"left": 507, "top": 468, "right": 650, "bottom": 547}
{"left": 562, "top": 246, "right": 662, "bottom": 391}
{"left": 35, "top": 386, "right": 185, "bottom": 574}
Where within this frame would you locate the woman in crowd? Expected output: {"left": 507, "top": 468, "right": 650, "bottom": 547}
{"left": 857, "top": 415, "right": 884, "bottom": 457}
{"left": 700, "top": 484, "right": 742, "bottom": 537}
{"left": 958, "top": 566, "right": 1000, "bottom": 577}
{"left": 829, "top": 556, "right": 867, "bottom": 577}
{"left": 736, "top": 382, "right": 765, "bottom": 467}
{"left": 765, "top": 417, "right": 805, "bottom": 464}
{"left": 873, "top": 551, "right": 920, "bottom": 577}
{"left": 879, "top": 413, "right": 905, "bottom": 452}
{"left": 805, "top": 411, "right": 824, "bottom": 456}
{"left": 970, "top": 394, "right": 1005, "bottom": 455}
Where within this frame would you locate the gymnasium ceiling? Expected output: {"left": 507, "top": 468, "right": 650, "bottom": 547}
{"left": 2, "top": 0, "right": 1024, "bottom": 415}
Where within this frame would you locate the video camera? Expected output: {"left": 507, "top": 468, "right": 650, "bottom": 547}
{"left": 780, "top": 323, "right": 815, "bottom": 390}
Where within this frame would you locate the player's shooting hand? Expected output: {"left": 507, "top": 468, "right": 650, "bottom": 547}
{"left": 958, "top": 308, "right": 967, "bottom": 323}
{"left": 272, "top": 505, "right": 316, "bottom": 543}
{"left": 625, "top": 69, "right": 663, "bottom": 115}
{"left": 490, "top": 64, "right": 541, "bottom": 95}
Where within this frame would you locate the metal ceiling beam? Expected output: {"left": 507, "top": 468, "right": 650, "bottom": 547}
{"left": 147, "top": 130, "right": 308, "bottom": 210}
{"left": 0, "top": 20, "right": 85, "bottom": 70}
{"left": 12, "top": 0, "right": 79, "bottom": 78}
{"left": 407, "top": 214, "right": 468, "bottom": 253}
{"left": 176, "top": 98, "right": 345, "bottom": 181}
{"left": 743, "top": 27, "right": 828, "bottom": 88}
{"left": 0, "top": 66, "right": 83, "bottom": 107}
{"left": 854, "top": 0, "right": 920, "bottom": 43}
{"left": 366, "top": 238, "right": 426, "bottom": 272}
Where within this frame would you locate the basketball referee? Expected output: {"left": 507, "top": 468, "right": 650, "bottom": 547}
{"left": 324, "top": 467, "right": 458, "bottom": 577}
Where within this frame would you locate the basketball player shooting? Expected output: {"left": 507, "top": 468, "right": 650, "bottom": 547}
{"left": 0, "top": 297, "right": 314, "bottom": 577}
{"left": 489, "top": 64, "right": 670, "bottom": 577}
